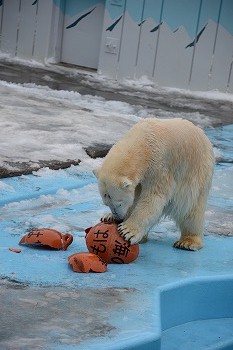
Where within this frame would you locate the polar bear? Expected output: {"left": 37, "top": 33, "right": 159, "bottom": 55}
{"left": 94, "top": 118, "right": 214, "bottom": 250}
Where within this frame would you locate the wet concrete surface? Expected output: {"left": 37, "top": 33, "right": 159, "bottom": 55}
{"left": 0, "top": 278, "right": 135, "bottom": 350}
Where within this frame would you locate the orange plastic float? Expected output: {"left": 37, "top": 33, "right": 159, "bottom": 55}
{"left": 9, "top": 247, "right": 22, "bottom": 253}
{"left": 68, "top": 252, "right": 107, "bottom": 273}
{"left": 19, "top": 228, "right": 73, "bottom": 250}
{"left": 85, "top": 222, "right": 139, "bottom": 264}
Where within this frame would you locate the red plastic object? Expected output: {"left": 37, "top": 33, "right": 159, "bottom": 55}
{"left": 19, "top": 228, "right": 73, "bottom": 250}
{"left": 9, "top": 247, "right": 22, "bottom": 253}
{"left": 68, "top": 252, "right": 107, "bottom": 273}
{"left": 85, "top": 222, "right": 139, "bottom": 264}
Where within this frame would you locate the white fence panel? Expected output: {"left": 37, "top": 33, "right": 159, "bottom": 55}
{"left": 61, "top": 1, "right": 105, "bottom": 69}
{"left": 117, "top": 0, "right": 144, "bottom": 79}
{"left": 154, "top": 22, "right": 192, "bottom": 88}
{"left": 228, "top": 58, "right": 233, "bottom": 92}
{"left": 98, "top": 0, "right": 126, "bottom": 78}
{"left": 0, "top": 0, "right": 232, "bottom": 92}
{"left": 209, "top": 0, "right": 233, "bottom": 91}
{"left": 210, "top": 26, "right": 233, "bottom": 92}
{"left": 1, "top": 0, "right": 20, "bottom": 55}
{"left": 33, "top": 0, "right": 54, "bottom": 61}
{"left": 17, "top": 0, "right": 38, "bottom": 59}
{"left": 189, "top": 0, "right": 221, "bottom": 91}
{"left": 154, "top": 0, "right": 201, "bottom": 89}
{"left": 0, "top": 2, "right": 3, "bottom": 41}
{"left": 135, "top": 0, "right": 163, "bottom": 79}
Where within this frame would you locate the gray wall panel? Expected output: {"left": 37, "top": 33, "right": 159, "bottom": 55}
{"left": 98, "top": 0, "right": 126, "bottom": 78}
{"left": 153, "top": 23, "right": 192, "bottom": 89}
{"left": 61, "top": 1, "right": 105, "bottom": 69}
{"left": 209, "top": 0, "right": 233, "bottom": 91}
{"left": 33, "top": 0, "right": 54, "bottom": 62}
{"left": 135, "top": 0, "right": 163, "bottom": 79}
{"left": 189, "top": 0, "right": 221, "bottom": 91}
{"left": 153, "top": 0, "right": 201, "bottom": 89}
{"left": 117, "top": 0, "right": 145, "bottom": 79}
{"left": 0, "top": 2, "right": 3, "bottom": 45}
{"left": 228, "top": 61, "right": 233, "bottom": 93}
{"left": 0, "top": 0, "right": 20, "bottom": 55}
{"left": 17, "top": 0, "right": 38, "bottom": 59}
{"left": 0, "top": 0, "right": 233, "bottom": 92}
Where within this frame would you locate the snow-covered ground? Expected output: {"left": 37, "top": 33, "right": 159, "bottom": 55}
{"left": 0, "top": 68, "right": 232, "bottom": 173}
{"left": 0, "top": 79, "right": 141, "bottom": 169}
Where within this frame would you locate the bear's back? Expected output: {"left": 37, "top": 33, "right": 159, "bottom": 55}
{"left": 101, "top": 118, "right": 214, "bottom": 182}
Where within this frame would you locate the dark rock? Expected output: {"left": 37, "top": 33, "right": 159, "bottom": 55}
{"left": 84, "top": 143, "right": 112, "bottom": 159}
{"left": 215, "top": 157, "right": 233, "bottom": 164}
{"left": 0, "top": 159, "right": 80, "bottom": 178}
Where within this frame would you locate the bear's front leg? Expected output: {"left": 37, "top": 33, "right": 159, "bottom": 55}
{"left": 118, "top": 220, "right": 145, "bottom": 244}
{"left": 118, "top": 196, "right": 166, "bottom": 244}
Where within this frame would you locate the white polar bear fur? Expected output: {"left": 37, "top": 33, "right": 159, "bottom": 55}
{"left": 94, "top": 118, "right": 214, "bottom": 250}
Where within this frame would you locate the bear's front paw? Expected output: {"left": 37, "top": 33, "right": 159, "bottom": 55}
{"left": 118, "top": 222, "right": 144, "bottom": 244}
{"left": 101, "top": 212, "right": 115, "bottom": 223}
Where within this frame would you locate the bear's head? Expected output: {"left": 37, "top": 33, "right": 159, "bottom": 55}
{"left": 93, "top": 167, "right": 136, "bottom": 222}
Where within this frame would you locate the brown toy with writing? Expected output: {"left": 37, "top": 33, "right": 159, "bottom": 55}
{"left": 19, "top": 228, "right": 73, "bottom": 250}
{"left": 85, "top": 222, "right": 139, "bottom": 264}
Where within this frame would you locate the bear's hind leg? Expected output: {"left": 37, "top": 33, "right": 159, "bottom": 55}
{"left": 173, "top": 233, "right": 203, "bottom": 251}
{"left": 139, "top": 233, "right": 149, "bottom": 244}
{"left": 173, "top": 194, "right": 207, "bottom": 251}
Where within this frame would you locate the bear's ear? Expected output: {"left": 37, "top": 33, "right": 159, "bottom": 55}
{"left": 93, "top": 167, "right": 100, "bottom": 178}
{"left": 120, "top": 177, "right": 132, "bottom": 189}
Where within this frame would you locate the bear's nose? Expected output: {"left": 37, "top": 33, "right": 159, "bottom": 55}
{"left": 111, "top": 209, "right": 123, "bottom": 222}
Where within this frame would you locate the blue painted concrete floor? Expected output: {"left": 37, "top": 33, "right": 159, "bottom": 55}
{"left": 0, "top": 125, "right": 233, "bottom": 350}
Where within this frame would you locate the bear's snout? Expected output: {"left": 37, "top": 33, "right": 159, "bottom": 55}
{"left": 111, "top": 209, "right": 124, "bottom": 222}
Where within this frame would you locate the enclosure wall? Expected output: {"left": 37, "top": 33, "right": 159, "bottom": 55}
{"left": 0, "top": 0, "right": 232, "bottom": 92}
